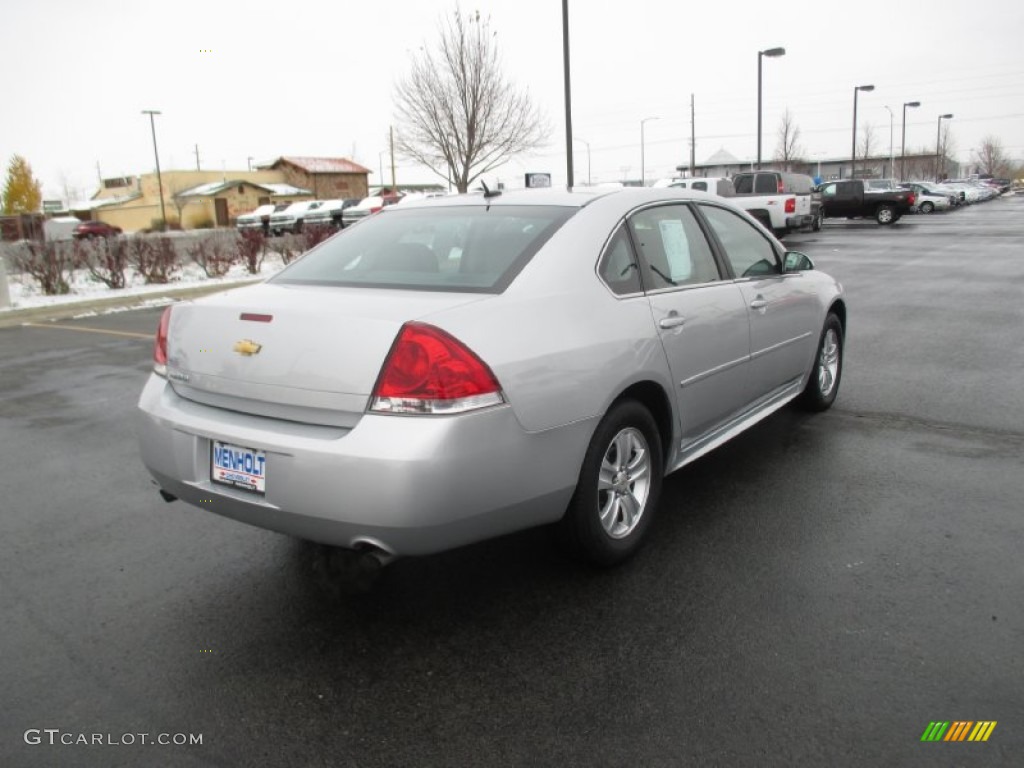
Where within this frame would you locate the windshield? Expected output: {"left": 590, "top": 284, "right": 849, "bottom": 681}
{"left": 272, "top": 204, "right": 576, "bottom": 293}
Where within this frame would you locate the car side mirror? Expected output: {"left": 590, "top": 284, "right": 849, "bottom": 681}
{"left": 784, "top": 251, "right": 814, "bottom": 272}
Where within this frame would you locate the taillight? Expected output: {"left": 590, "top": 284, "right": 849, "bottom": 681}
{"left": 370, "top": 322, "right": 505, "bottom": 415}
{"left": 369, "top": 206, "right": 383, "bottom": 214}
{"left": 153, "top": 306, "right": 172, "bottom": 376}
{"left": 907, "top": 193, "right": 916, "bottom": 206}
{"left": 785, "top": 197, "right": 796, "bottom": 213}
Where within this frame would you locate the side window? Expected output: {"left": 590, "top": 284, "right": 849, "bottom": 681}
{"left": 754, "top": 174, "right": 778, "bottom": 193}
{"left": 627, "top": 204, "right": 721, "bottom": 289}
{"left": 699, "top": 205, "right": 780, "bottom": 279}
{"left": 692, "top": 181, "right": 708, "bottom": 191}
{"left": 598, "top": 225, "right": 642, "bottom": 295}
{"left": 822, "top": 183, "right": 837, "bottom": 197}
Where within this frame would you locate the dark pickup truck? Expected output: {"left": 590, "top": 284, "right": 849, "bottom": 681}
{"left": 818, "top": 179, "right": 916, "bottom": 225}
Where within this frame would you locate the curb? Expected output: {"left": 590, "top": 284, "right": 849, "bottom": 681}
{"left": 0, "top": 278, "right": 264, "bottom": 329}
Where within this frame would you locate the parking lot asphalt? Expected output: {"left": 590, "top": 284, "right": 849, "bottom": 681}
{"left": 1, "top": 198, "right": 1022, "bottom": 767}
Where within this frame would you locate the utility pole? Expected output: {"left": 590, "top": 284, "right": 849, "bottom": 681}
{"left": 141, "top": 110, "right": 167, "bottom": 231}
{"left": 194, "top": 144, "right": 201, "bottom": 171}
{"left": 389, "top": 126, "right": 396, "bottom": 190}
{"left": 562, "top": 0, "right": 574, "bottom": 189}
{"left": 689, "top": 93, "right": 696, "bottom": 177}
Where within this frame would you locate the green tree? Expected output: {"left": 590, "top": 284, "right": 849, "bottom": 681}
{"left": 2, "top": 155, "right": 43, "bottom": 214}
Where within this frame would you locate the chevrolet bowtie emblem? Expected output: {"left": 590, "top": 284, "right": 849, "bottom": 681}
{"left": 233, "top": 339, "right": 263, "bottom": 356}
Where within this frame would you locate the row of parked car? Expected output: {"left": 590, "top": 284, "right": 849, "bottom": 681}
{"left": 236, "top": 189, "right": 447, "bottom": 236}
{"left": 653, "top": 172, "right": 1010, "bottom": 233}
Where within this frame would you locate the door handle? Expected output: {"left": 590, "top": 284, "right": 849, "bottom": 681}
{"left": 658, "top": 314, "right": 687, "bottom": 329}
{"left": 749, "top": 299, "right": 768, "bottom": 310}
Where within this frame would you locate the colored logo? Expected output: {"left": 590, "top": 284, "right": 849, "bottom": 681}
{"left": 233, "top": 339, "right": 263, "bottom": 356}
{"left": 921, "top": 721, "right": 997, "bottom": 742}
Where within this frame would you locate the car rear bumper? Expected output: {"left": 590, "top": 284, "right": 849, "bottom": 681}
{"left": 136, "top": 375, "right": 588, "bottom": 556}
{"left": 786, "top": 214, "right": 814, "bottom": 228}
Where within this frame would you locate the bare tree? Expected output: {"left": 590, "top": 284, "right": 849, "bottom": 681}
{"left": 937, "top": 124, "right": 957, "bottom": 180}
{"left": 973, "top": 136, "right": 1012, "bottom": 177}
{"left": 858, "top": 123, "right": 877, "bottom": 164}
{"left": 773, "top": 109, "right": 804, "bottom": 171}
{"left": 393, "top": 7, "right": 549, "bottom": 192}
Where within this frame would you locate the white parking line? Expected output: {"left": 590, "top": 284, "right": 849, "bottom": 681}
{"left": 23, "top": 322, "right": 152, "bottom": 340}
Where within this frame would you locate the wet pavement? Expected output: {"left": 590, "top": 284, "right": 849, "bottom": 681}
{"left": 2, "top": 198, "right": 1022, "bottom": 767}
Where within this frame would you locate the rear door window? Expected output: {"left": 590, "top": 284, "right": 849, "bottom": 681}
{"left": 627, "top": 204, "right": 722, "bottom": 289}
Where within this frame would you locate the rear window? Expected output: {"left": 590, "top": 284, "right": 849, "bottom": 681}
{"left": 272, "top": 205, "right": 576, "bottom": 293}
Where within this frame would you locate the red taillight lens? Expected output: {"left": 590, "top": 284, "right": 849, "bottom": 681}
{"left": 370, "top": 322, "right": 504, "bottom": 415}
{"left": 907, "top": 193, "right": 916, "bottom": 206}
{"left": 369, "top": 206, "right": 383, "bottom": 214}
{"left": 153, "top": 306, "right": 172, "bottom": 376}
{"left": 785, "top": 197, "right": 796, "bottom": 213}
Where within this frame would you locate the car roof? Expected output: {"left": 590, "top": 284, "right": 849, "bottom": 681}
{"left": 391, "top": 186, "right": 720, "bottom": 211}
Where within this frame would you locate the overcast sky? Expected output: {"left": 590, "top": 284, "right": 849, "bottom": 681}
{"left": 3, "top": 0, "right": 1022, "bottom": 199}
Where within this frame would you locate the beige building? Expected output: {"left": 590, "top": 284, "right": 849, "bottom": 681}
{"left": 79, "top": 158, "right": 369, "bottom": 233}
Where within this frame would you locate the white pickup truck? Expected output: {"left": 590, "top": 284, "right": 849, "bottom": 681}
{"left": 730, "top": 171, "right": 820, "bottom": 235}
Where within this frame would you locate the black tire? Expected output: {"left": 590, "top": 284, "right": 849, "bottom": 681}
{"left": 919, "top": 201, "right": 934, "bottom": 214}
{"left": 558, "top": 400, "right": 663, "bottom": 566}
{"left": 799, "top": 313, "right": 843, "bottom": 412}
{"left": 876, "top": 204, "right": 896, "bottom": 225}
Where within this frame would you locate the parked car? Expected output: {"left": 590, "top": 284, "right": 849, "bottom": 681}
{"left": 300, "top": 199, "right": 348, "bottom": 229}
{"left": 72, "top": 220, "right": 122, "bottom": 239}
{"left": 730, "top": 171, "right": 818, "bottom": 235}
{"left": 340, "top": 193, "right": 402, "bottom": 227}
{"left": 268, "top": 200, "right": 323, "bottom": 235}
{"left": 817, "top": 179, "right": 916, "bottom": 224}
{"left": 666, "top": 177, "right": 736, "bottom": 197}
{"left": 900, "top": 183, "right": 953, "bottom": 213}
{"left": 236, "top": 203, "right": 286, "bottom": 233}
{"left": 138, "top": 187, "right": 846, "bottom": 569}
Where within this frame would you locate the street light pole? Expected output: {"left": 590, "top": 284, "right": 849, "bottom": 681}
{"left": 573, "top": 137, "right": 591, "bottom": 186}
{"left": 851, "top": 84, "right": 875, "bottom": 179}
{"left": 640, "top": 116, "right": 659, "bottom": 187}
{"left": 883, "top": 105, "right": 894, "bottom": 179}
{"left": 900, "top": 100, "right": 921, "bottom": 181}
{"left": 562, "top": 0, "right": 574, "bottom": 189}
{"left": 141, "top": 110, "right": 167, "bottom": 231}
{"left": 757, "top": 47, "right": 786, "bottom": 170}
{"left": 936, "top": 113, "right": 954, "bottom": 182}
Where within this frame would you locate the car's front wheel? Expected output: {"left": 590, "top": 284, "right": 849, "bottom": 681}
{"left": 799, "top": 313, "right": 843, "bottom": 412}
{"left": 558, "top": 400, "right": 663, "bottom": 566}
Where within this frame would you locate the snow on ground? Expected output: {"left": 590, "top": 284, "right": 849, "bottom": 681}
{"left": 1, "top": 254, "right": 288, "bottom": 313}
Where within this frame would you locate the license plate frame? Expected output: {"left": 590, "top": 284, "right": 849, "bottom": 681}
{"left": 211, "top": 440, "right": 267, "bottom": 494}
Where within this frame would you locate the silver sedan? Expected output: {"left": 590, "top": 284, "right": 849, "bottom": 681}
{"left": 137, "top": 187, "right": 845, "bottom": 567}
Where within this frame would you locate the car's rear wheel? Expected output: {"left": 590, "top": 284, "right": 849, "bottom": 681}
{"left": 876, "top": 204, "right": 896, "bottom": 224}
{"left": 919, "top": 201, "right": 934, "bottom": 213}
{"left": 799, "top": 313, "right": 843, "bottom": 412}
{"left": 558, "top": 400, "right": 663, "bottom": 566}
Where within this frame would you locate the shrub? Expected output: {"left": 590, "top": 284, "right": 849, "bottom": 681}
{"left": 187, "top": 233, "right": 236, "bottom": 277}
{"left": 236, "top": 229, "right": 266, "bottom": 274}
{"left": 303, "top": 224, "right": 334, "bottom": 250}
{"left": 81, "top": 237, "right": 129, "bottom": 289}
{"left": 129, "top": 235, "right": 180, "bottom": 284}
{"left": 12, "top": 240, "right": 79, "bottom": 295}
{"left": 275, "top": 233, "right": 303, "bottom": 265}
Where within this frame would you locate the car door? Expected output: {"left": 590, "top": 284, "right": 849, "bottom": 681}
{"left": 696, "top": 203, "right": 819, "bottom": 403}
{"left": 618, "top": 204, "right": 752, "bottom": 444}
{"left": 820, "top": 181, "right": 858, "bottom": 217}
